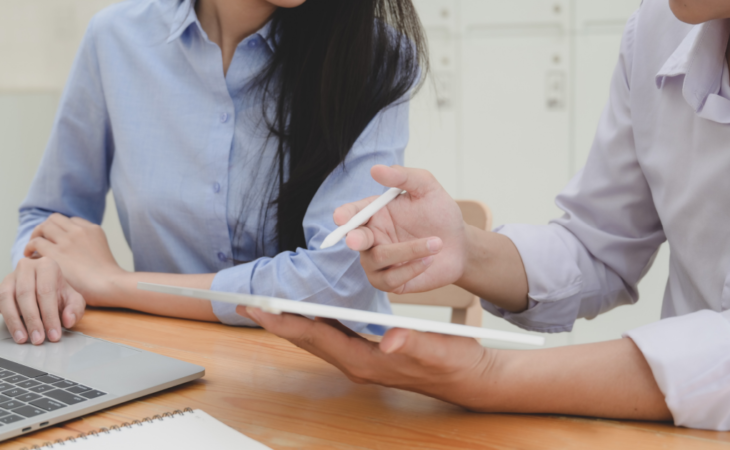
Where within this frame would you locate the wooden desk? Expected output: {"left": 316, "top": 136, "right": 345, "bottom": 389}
{"left": 1, "top": 309, "right": 728, "bottom": 450}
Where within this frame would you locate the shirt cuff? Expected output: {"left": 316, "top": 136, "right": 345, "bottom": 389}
{"left": 209, "top": 263, "right": 259, "bottom": 327}
{"left": 486, "top": 223, "right": 584, "bottom": 332}
{"left": 480, "top": 297, "right": 581, "bottom": 333}
{"left": 496, "top": 223, "right": 583, "bottom": 302}
{"left": 625, "top": 310, "right": 730, "bottom": 430}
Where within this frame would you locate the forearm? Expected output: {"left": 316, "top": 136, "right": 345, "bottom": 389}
{"left": 477, "top": 338, "right": 671, "bottom": 421}
{"left": 455, "top": 225, "right": 529, "bottom": 313}
{"left": 92, "top": 271, "right": 218, "bottom": 322}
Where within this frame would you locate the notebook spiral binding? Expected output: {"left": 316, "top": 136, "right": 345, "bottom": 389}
{"left": 19, "top": 407, "right": 194, "bottom": 450}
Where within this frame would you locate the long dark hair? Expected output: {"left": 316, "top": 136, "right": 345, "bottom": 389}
{"left": 247, "top": 0, "right": 427, "bottom": 254}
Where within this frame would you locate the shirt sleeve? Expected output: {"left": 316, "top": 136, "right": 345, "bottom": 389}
{"left": 209, "top": 98, "right": 409, "bottom": 333}
{"left": 624, "top": 309, "right": 730, "bottom": 430}
{"left": 11, "top": 16, "right": 112, "bottom": 268}
{"left": 482, "top": 10, "right": 665, "bottom": 333}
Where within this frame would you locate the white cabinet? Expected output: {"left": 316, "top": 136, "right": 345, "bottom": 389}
{"left": 461, "top": 32, "right": 569, "bottom": 226}
{"left": 407, "top": 31, "right": 461, "bottom": 196}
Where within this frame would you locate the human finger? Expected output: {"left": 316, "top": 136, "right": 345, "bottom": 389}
{"left": 244, "top": 307, "right": 378, "bottom": 372}
{"left": 60, "top": 281, "right": 85, "bottom": 329}
{"left": 23, "top": 236, "right": 56, "bottom": 259}
{"left": 379, "top": 328, "right": 412, "bottom": 354}
{"left": 380, "top": 327, "right": 481, "bottom": 365}
{"left": 29, "top": 221, "right": 67, "bottom": 246}
{"left": 370, "top": 165, "right": 441, "bottom": 199}
{"left": 344, "top": 226, "right": 376, "bottom": 251}
{"left": 363, "top": 237, "right": 443, "bottom": 271}
{"left": 243, "top": 308, "right": 327, "bottom": 342}
{"left": 35, "top": 262, "right": 64, "bottom": 342}
{"left": 46, "top": 213, "right": 73, "bottom": 231}
{"left": 0, "top": 273, "right": 28, "bottom": 343}
{"left": 14, "top": 261, "right": 46, "bottom": 345}
{"left": 368, "top": 257, "right": 435, "bottom": 293}
{"left": 314, "top": 317, "right": 365, "bottom": 340}
{"left": 238, "top": 307, "right": 364, "bottom": 343}
{"left": 333, "top": 196, "right": 378, "bottom": 226}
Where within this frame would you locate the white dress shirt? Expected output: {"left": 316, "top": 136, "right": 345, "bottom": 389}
{"left": 484, "top": 0, "right": 730, "bottom": 430}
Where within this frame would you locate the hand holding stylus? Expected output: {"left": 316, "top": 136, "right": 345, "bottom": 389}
{"left": 331, "top": 165, "right": 468, "bottom": 295}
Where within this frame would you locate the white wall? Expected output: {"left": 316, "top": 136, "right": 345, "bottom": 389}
{"left": 0, "top": 0, "right": 662, "bottom": 348}
{"left": 0, "top": 0, "right": 131, "bottom": 278}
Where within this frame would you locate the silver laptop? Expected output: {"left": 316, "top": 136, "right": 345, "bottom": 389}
{"left": 0, "top": 316, "right": 204, "bottom": 441}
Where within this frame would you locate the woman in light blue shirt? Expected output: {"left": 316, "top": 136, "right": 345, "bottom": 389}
{"left": 0, "top": 0, "right": 426, "bottom": 345}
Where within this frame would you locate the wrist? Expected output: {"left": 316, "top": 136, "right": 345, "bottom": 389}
{"left": 86, "top": 267, "right": 128, "bottom": 308}
{"left": 455, "top": 224, "right": 482, "bottom": 289}
{"left": 455, "top": 228, "right": 529, "bottom": 313}
{"left": 456, "top": 347, "right": 511, "bottom": 412}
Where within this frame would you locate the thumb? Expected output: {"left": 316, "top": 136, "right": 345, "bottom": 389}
{"left": 380, "top": 328, "right": 471, "bottom": 363}
{"left": 370, "top": 165, "right": 441, "bottom": 199}
{"left": 60, "top": 281, "right": 85, "bottom": 329}
{"left": 379, "top": 328, "right": 414, "bottom": 354}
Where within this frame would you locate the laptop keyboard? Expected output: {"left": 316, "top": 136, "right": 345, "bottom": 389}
{"left": 0, "top": 358, "right": 106, "bottom": 425}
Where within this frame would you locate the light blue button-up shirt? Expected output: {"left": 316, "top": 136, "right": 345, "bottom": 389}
{"left": 11, "top": 0, "right": 408, "bottom": 333}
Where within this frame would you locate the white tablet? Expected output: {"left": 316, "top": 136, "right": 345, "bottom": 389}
{"left": 138, "top": 282, "right": 545, "bottom": 346}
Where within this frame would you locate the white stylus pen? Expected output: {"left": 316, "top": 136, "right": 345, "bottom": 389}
{"left": 320, "top": 187, "right": 405, "bottom": 249}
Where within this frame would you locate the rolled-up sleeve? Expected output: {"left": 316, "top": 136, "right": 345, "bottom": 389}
{"left": 11, "top": 17, "right": 112, "bottom": 269}
{"left": 485, "top": 10, "right": 666, "bottom": 332}
{"left": 625, "top": 309, "right": 730, "bottom": 430}
{"left": 209, "top": 99, "right": 409, "bottom": 333}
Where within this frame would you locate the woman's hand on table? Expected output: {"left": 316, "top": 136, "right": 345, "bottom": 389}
{"left": 237, "top": 306, "right": 495, "bottom": 410}
{"left": 0, "top": 256, "right": 84, "bottom": 345}
{"left": 0, "top": 214, "right": 123, "bottom": 345}
{"left": 23, "top": 214, "right": 125, "bottom": 305}
{"left": 334, "top": 165, "right": 469, "bottom": 295}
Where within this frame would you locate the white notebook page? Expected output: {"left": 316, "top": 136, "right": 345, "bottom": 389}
{"left": 48, "top": 410, "right": 271, "bottom": 449}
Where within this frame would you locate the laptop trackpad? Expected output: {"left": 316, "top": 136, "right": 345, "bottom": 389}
{"left": 0, "top": 330, "right": 139, "bottom": 375}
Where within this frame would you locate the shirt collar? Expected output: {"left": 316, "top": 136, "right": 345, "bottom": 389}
{"left": 166, "top": 0, "right": 198, "bottom": 44}
{"left": 655, "top": 19, "right": 730, "bottom": 114}
{"left": 166, "top": 0, "right": 276, "bottom": 52}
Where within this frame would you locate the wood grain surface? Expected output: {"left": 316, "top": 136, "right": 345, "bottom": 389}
{"left": 0, "top": 309, "right": 728, "bottom": 449}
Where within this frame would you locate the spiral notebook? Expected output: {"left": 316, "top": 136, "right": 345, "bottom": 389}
{"left": 20, "top": 409, "right": 272, "bottom": 450}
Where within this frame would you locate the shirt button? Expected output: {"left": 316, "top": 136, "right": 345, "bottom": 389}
{"left": 220, "top": 113, "right": 229, "bottom": 123}
{"left": 213, "top": 182, "right": 221, "bottom": 193}
{"left": 247, "top": 39, "right": 258, "bottom": 48}
{"left": 217, "top": 252, "right": 227, "bottom": 262}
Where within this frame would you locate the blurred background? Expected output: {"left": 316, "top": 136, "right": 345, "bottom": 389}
{"left": 0, "top": 0, "right": 662, "bottom": 348}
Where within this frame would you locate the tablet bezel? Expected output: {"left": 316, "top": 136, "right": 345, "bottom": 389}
{"left": 138, "top": 282, "right": 545, "bottom": 346}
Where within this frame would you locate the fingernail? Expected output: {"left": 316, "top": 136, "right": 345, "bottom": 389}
{"left": 426, "top": 238, "right": 442, "bottom": 253}
{"left": 422, "top": 256, "right": 434, "bottom": 266}
{"left": 68, "top": 313, "right": 76, "bottom": 325}
{"left": 48, "top": 329, "right": 60, "bottom": 341}
{"left": 13, "top": 330, "right": 25, "bottom": 343}
{"left": 381, "top": 332, "right": 407, "bottom": 354}
{"left": 31, "top": 330, "right": 42, "bottom": 345}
